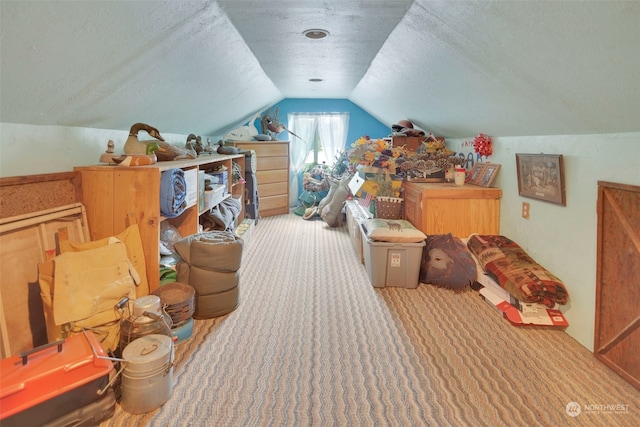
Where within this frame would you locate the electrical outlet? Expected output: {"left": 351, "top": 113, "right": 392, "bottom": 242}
{"left": 522, "top": 202, "right": 530, "bottom": 219}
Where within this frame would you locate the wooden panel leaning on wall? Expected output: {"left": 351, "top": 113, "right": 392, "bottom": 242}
{"left": 0, "top": 172, "right": 85, "bottom": 357}
{"left": 0, "top": 172, "right": 82, "bottom": 219}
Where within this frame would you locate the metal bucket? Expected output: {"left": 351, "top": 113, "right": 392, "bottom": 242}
{"left": 120, "top": 334, "right": 174, "bottom": 414}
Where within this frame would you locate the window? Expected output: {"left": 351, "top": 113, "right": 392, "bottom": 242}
{"left": 287, "top": 112, "right": 349, "bottom": 168}
{"left": 286, "top": 112, "right": 349, "bottom": 207}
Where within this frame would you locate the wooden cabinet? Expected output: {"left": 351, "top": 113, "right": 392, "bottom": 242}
{"left": 75, "top": 155, "right": 244, "bottom": 292}
{"left": 233, "top": 141, "right": 290, "bottom": 217}
{"left": 403, "top": 181, "right": 501, "bottom": 237}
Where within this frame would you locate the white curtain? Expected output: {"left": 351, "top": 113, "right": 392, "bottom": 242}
{"left": 317, "top": 113, "right": 349, "bottom": 166}
{"left": 287, "top": 114, "right": 317, "bottom": 207}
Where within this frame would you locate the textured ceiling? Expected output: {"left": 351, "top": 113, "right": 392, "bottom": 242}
{"left": 1, "top": 1, "right": 638, "bottom": 138}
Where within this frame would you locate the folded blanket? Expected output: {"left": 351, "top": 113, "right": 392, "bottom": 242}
{"left": 467, "top": 234, "right": 568, "bottom": 307}
{"left": 200, "top": 197, "right": 242, "bottom": 231}
{"left": 160, "top": 168, "right": 187, "bottom": 218}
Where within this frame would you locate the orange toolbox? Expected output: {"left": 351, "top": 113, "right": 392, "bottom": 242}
{"left": 0, "top": 331, "right": 115, "bottom": 426}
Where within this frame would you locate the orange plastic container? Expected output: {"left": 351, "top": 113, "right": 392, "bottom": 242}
{"left": 0, "top": 331, "right": 114, "bottom": 426}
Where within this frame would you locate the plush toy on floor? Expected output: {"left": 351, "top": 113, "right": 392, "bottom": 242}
{"left": 318, "top": 175, "right": 351, "bottom": 227}
{"left": 420, "top": 233, "right": 477, "bottom": 292}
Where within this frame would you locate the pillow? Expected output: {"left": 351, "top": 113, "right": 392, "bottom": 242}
{"left": 363, "top": 219, "right": 426, "bottom": 243}
{"left": 420, "top": 233, "right": 477, "bottom": 292}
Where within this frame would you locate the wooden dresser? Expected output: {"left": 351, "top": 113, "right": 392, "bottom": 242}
{"left": 234, "top": 141, "right": 290, "bottom": 217}
{"left": 403, "top": 181, "right": 502, "bottom": 238}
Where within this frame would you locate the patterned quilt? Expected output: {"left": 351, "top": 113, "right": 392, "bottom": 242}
{"left": 467, "top": 234, "right": 568, "bottom": 307}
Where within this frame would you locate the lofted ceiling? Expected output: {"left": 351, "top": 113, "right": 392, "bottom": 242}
{"left": 0, "top": 1, "right": 638, "bottom": 139}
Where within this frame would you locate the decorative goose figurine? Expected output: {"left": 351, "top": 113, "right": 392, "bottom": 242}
{"left": 124, "top": 122, "right": 196, "bottom": 161}
{"left": 186, "top": 134, "right": 203, "bottom": 155}
{"left": 124, "top": 123, "right": 165, "bottom": 155}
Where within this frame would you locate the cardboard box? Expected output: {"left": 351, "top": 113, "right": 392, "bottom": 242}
{"left": 477, "top": 272, "right": 524, "bottom": 310}
{"left": 183, "top": 168, "right": 198, "bottom": 209}
{"left": 204, "top": 184, "right": 225, "bottom": 210}
{"left": 390, "top": 136, "right": 424, "bottom": 151}
{"left": 361, "top": 224, "right": 425, "bottom": 288}
{"left": 235, "top": 218, "right": 255, "bottom": 243}
{"left": 480, "top": 287, "right": 568, "bottom": 328}
{"left": 345, "top": 200, "right": 371, "bottom": 264}
{"left": 205, "top": 171, "right": 228, "bottom": 192}
{"left": 198, "top": 170, "right": 205, "bottom": 212}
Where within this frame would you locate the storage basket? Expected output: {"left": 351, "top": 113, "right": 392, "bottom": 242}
{"left": 374, "top": 197, "right": 404, "bottom": 219}
{"left": 152, "top": 282, "right": 196, "bottom": 325}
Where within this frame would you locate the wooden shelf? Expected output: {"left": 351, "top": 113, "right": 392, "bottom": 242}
{"left": 75, "top": 154, "right": 245, "bottom": 292}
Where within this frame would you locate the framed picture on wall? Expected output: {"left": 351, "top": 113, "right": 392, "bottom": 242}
{"left": 516, "top": 153, "right": 566, "bottom": 205}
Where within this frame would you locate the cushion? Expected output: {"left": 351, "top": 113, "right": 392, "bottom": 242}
{"left": 420, "top": 233, "right": 477, "bottom": 292}
{"left": 363, "top": 219, "right": 426, "bottom": 243}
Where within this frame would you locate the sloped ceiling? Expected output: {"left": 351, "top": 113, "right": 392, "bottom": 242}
{"left": 1, "top": 1, "right": 638, "bottom": 139}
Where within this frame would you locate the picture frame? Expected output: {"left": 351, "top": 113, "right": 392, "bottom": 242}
{"left": 468, "top": 163, "right": 486, "bottom": 185}
{"left": 516, "top": 153, "right": 566, "bottom": 205}
{"left": 468, "top": 163, "right": 500, "bottom": 187}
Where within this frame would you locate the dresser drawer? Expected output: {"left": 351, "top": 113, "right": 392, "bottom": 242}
{"left": 260, "top": 194, "right": 289, "bottom": 212}
{"left": 258, "top": 182, "right": 287, "bottom": 198}
{"left": 258, "top": 156, "right": 288, "bottom": 171}
{"left": 236, "top": 143, "right": 288, "bottom": 157}
{"left": 257, "top": 169, "right": 288, "bottom": 184}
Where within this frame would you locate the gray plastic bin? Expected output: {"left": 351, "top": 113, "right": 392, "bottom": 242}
{"left": 361, "top": 224, "right": 425, "bottom": 288}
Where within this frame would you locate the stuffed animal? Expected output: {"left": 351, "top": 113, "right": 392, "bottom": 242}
{"left": 317, "top": 176, "right": 339, "bottom": 217}
{"left": 319, "top": 175, "right": 350, "bottom": 227}
{"left": 420, "top": 233, "right": 477, "bottom": 292}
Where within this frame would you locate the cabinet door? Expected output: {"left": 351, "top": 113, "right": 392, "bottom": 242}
{"left": 594, "top": 181, "right": 640, "bottom": 390}
{"left": 403, "top": 184, "right": 422, "bottom": 229}
{"left": 423, "top": 198, "right": 500, "bottom": 237}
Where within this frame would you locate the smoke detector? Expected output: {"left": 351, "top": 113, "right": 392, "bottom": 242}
{"left": 303, "top": 29, "right": 329, "bottom": 39}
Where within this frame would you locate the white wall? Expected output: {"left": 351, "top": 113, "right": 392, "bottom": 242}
{"left": 2, "top": 123, "right": 639, "bottom": 351}
{"left": 449, "top": 132, "right": 640, "bottom": 351}
{"left": 0, "top": 123, "right": 191, "bottom": 177}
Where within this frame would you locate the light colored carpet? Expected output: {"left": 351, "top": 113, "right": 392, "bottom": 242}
{"left": 102, "top": 213, "right": 640, "bottom": 426}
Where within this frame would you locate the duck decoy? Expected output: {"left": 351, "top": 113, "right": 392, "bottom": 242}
{"left": 124, "top": 122, "right": 165, "bottom": 155}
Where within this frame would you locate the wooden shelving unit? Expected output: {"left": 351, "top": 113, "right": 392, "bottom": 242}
{"left": 75, "top": 154, "right": 244, "bottom": 292}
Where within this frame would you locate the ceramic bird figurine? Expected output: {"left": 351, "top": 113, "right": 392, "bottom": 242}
{"left": 186, "top": 134, "right": 204, "bottom": 155}
{"left": 154, "top": 140, "right": 197, "bottom": 161}
{"left": 124, "top": 123, "right": 165, "bottom": 155}
{"left": 261, "top": 107, "right": 302, "bottom": 141}
{"left": 263, "top": 115, "right": 302, "bottom": 140}
{"left": 124, "top": 122, "right": 196, "bottom": 161}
